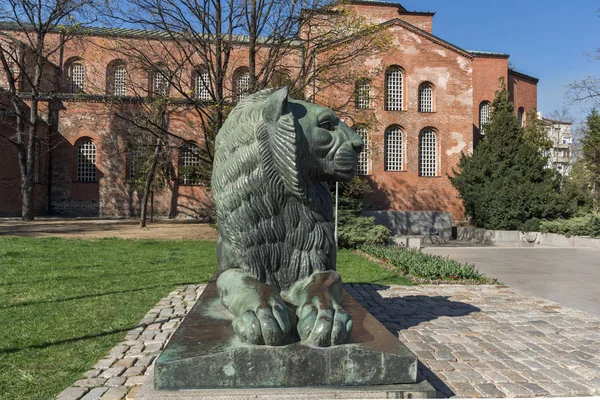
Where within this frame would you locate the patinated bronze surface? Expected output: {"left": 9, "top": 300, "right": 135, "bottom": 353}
{"left": 212, "top": 87, "right": 364, "bottom": 347}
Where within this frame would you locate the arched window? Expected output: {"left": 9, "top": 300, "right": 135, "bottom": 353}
{"left": 107, "top": 60, "right": 127, "bottom": 96}
{"left": 194, "top": 68, "right": 211, "bottom": 101}
{"left": 67, "top": 59, "right": 85, "bottom": 93}
{"left": 518, "top": 107, "right": 525, "bottom": 127}
{"left": 179, "top": 142, "right": 201, "bottom": 185}
{"left": 419, "top": 129, "right": 437, "bottom": 177}
{"left": 354, "top": 126, "right": 370, "bottom": 175}
{"left": 77, "top": 139, "right": 97, "bottom": 182}
{"left": 479, "top": 101, "right": 491, "bottom": 134}
{"left": 384, "top": 125, "right": 403, "bottom": 171}
{"left": 355, "top": 79, "right": 370, "bottom": 109}
{"left": 150, "top": 65, "right": 169, "bottom": 97}
{"left": 233, "top": 67, "right": 250, "bottom": 102}
{"left": 418, "top": 83, "right": 433, "bottom": 112}
{"left": 385, "top": 66, "right": 403, "bottom": 111}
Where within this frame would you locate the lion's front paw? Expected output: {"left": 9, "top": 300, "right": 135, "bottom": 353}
{"left": 233, "top": 300, "right": 293, "bottom": 346}
{"left": 297, "top": 302, "right": 353, "bottom": 347}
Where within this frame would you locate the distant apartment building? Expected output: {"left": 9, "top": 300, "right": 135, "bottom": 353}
{"left": 539, "top": 114, "right": 573, "bottom": 175}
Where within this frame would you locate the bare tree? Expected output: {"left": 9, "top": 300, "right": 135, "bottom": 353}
{"left": 96, "top": 0, "right": 387, "bottom": 225}
{"left": 0, "top": 0, "right": 96, "bottom": 220}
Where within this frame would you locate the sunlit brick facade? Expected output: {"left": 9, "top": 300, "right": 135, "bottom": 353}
{"left": 0, "top": 1, "right": 538, "bottom": 220}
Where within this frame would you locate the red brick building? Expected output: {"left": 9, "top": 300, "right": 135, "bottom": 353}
{"left": 0, "top": 1, "right": 538, "bottom": 221}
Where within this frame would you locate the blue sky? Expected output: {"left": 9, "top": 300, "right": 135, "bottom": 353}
{"left": 399, "top": 0, "right": 600, "bottom": 124}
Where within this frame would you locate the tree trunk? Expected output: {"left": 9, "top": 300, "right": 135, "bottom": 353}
{"left": 18, "top": 143, "right": 34, "bottom": 221}
{"left": 140, "top": 139, "right": 161, "bottom": 228}
{"left": 248, "top": 0, "right": 257, "bottom": 93}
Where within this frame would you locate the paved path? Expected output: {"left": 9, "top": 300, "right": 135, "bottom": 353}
{"left": 56, "top": 284, "right": 600, "bottom": 399}
{"left": 423, "top": 247, "right": 600, "bottom": 317}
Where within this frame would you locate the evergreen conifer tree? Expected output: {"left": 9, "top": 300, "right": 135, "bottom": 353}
{"left": 450, "top": 82, "right": 567, "bottom": 230}
{"left": 580, "top": 109, "right": 600, "bottom": 210}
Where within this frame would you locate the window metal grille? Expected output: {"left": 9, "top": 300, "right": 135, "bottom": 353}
{"left": 152, "top": 71, "right": 169, "bottom": 96}
{"left": 518, "top": 107, "right": 524, "bottom": 127}
{"left": 385, "top": 68, "right": 403, "bottom": 111}
{"left": 384, "top": 126, "right": 403, "bottom": 171}
{"left": 77, "top": 140, "right": 97, "bottom": 182}
{"left": 480, "top": 102, "right": 491, "bottom": 134}
{"left": 112, "top": 65, "right": 127, "bottom": 96}
{"left": 70, "top": 63, "right": 85, "bottom": 93}
{"left": 420, "top": 129, "right": 437, "bottom": 177}
{"left": 179, "top": 143, "right": 201, "bottom": 185}
{"left": 127, "top": 148, "right": 142, "bottom": 179}
{"left": 419, "top": 84, "right": 433, "bottom": 112}
{"left": 196, "top": 70, "right": 211, "bottom": 101}
{"left": 355, "top": 126, "right": 370, "bottom": 175}
{"left": 355, "top": 80, "right": 370, "bottom": 109}
{"left": 235, "top": 71, "right": 250, "bottom": 102}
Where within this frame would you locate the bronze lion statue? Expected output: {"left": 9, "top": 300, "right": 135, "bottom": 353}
{"left": 212, "top": 87, "right": 363, "bottom": 347}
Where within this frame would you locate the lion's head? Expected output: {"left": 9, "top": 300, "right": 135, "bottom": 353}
{"left": 260, "top": 87, "right": 364, "bottom": 197}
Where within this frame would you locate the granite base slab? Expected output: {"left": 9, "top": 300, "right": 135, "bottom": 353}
{"left": 139, "top": 369, "right": 436, "bottom": 399}
{"left": 155, "top": 281, "right": 419, "bottom": 390}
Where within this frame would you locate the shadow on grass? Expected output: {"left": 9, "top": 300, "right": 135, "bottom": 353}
{"left": 0, "top": 315, "right": 182, "bottom": 355}
{"left": 346, "top": 283, "right": 481, "bottom": 398}
{"left": 0, "top": 282, "right": 197, "bottom": 310}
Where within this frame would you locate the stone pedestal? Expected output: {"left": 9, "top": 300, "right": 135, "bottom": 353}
{"left": 155, "top": 282, "right": 425, "bottom": 390}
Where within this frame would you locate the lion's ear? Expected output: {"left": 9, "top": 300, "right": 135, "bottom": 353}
{"left": 259, "top": 87, "right": 307, "bottom": 201}
{"left": 262, "top": 86, "right": 289, "bottom": 124}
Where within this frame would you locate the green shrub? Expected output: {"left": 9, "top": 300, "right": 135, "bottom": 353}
{"left": 359, "top": 244, "right": 490, "bottom": 282}
{"left": 338, "top": 214, "right": 390, "bottom": 248}
{"left": 540, "top": 214, "right": 600, "bottom": 237}
{"left": 519, "top": 218, "right": 541, "bottom": 232}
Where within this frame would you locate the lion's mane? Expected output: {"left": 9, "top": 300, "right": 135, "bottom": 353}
{"left": 212, "top": 89, "right": 335, "bottom": 291}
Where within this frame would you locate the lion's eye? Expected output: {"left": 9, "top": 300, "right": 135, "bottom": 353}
{"left": 319, "top": 119, "right": 334, "bottom": 130}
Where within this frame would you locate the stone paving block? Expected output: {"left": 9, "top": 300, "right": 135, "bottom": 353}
{"left": 56, "top": 387, "right": 89, "bottom": 400}
{"left": 122, "top": 366, "right": 146, "bottom": 377}
{"left": 105, "top": 377, "right": 127, "bottom": 387}
{"left": 135, "top": 355, "right": 155, "bottom": 368}
{"left": 83, "top": 369, "right": 102, "bottom": 378}
{"left": 518, "top": 369, "right": 551, "bottom": 382}
{"left": 114, "top": 358, "right": 136, "bottom": 369}
{"left": 521, "top": 382, "right": 550, "bottom": 397}
{"left": 480, "top": 369, "right": 510, "bottom": 383}
{"left": 496, "top": 382, "right": 531, "bottom": 397}
{"left": 143, "top": 343, "right": 162, "bottom": 353}
{"left": 99, "top": 366, "right": 126, "bottom": 379}
{"left": 424, "top": 360, "right": 455, "bottom": 371}
{"left": 125, "top": 376, "right": 147, "bottom": 386}
{"left": 99, "top": 386, "right": 128, "bottom": 400}
{"left": 475, "top": 383, "right": 505, "bottom": 398}
{"left": 74, "top": 378, "right": 108, "bottom": 387}
{"left": 453, "top": 351, "right": 477, "bottom": 361}
{"left": 80, "top": 387, "right": 109, "bottom": 400}
{"left": 448, "top": 382, "right": 481, "bottom": 398}
{"left": 434, "top": 350, "right": 456, "bottom": 361}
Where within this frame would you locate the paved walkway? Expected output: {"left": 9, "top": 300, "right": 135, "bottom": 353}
{"left": 57, "top": 284, "right": 600, "bottom": 399}
{"left": 423, "top": 247, "right": 600, "bottom": 317}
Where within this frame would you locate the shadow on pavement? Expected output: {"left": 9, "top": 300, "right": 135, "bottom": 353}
{"left": 347, "top": 283, "right": 482, "bottom": 398}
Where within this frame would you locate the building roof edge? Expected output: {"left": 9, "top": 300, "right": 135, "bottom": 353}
{"left": 508, "top": 68, "right": 539, "bottom": 84}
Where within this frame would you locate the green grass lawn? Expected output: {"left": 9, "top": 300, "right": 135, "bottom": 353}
{"left": 0, "top": 237, "right": 411, "bottom": 400}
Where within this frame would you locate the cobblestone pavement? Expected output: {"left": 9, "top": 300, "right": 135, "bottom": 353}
{"left": 57, "top": 284, "right": 600, "bottom": 399}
